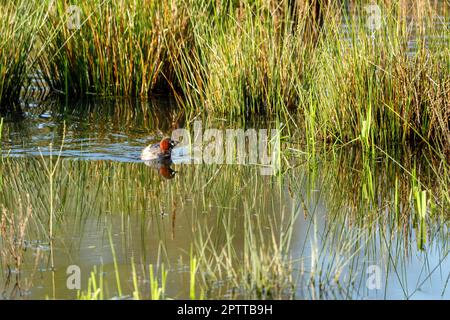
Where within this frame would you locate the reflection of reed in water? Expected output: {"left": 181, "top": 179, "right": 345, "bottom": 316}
{"left": 286, "top": 145, "right": 449, "bottom": 299}
{"left": 0, "top": 195, "right": 44, "bottom": 299}
{"left": 0, "top": 140, "right": 447, "bottom": 299}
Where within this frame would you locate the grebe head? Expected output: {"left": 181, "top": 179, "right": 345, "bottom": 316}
{"left": 159, "top": 137, "right": 178, "bottom": 154}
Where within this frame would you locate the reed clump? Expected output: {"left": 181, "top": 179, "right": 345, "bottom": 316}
{"left": 171, "top": 1, "right": 449, "bottom": 154}
{"left": 2, "top": 0, "right": 449, "bottom": 157}
{"left": 39, "top": 0, "right": 188, "bottom": 97}
{"left": 311, "top": 2, "right": 450, "bottom": 155}
{"left": 0, "top": 0, "right": 47, "bottom": 109}
{"left": 171, "top": 0, "right": 312, "bottom": 116}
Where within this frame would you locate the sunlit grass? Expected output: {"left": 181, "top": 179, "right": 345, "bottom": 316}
{"left": 1, "top": 0, "right": 449, "bottom": 160}
{"left": 39, "top": 0, "right": 187, "bottom": 97}
{"left": 171, "top": 0, "right": 449, "bottom": 157}
{"left": 0, "top": 0, "right": 48, "bottom": 108}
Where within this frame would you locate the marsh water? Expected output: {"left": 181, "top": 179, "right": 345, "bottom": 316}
{"left": 0, "top": 98, "right": 448, "bottom": 300}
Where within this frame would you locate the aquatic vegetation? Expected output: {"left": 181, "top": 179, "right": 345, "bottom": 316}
{"left": 171, "top": 1, "right": 307, "bottom": 116}
{"left": 39, "top": 0, "right": 187, "bottom": 97}
{"left": 0, "top": 0, "right": 48, "bottom": 108}
{"left": 0, "top": 196, "right": 32, "bottom": 278}
{"left": 182, "top": 165, "right": 297, "bottom": 299}
{"left": 0, "top": 0, "right": 448, "bottom": 157}
{"left": 312, "top": 2, "right": 450, "bottom": 156}
{"left": 0, "top": 136, "right": 448, "bottom": 299}
{"left": 172, "top": 0, "right": 450, "bottom": 156}
{"left": 77, "top": 243, "right": 168, "bottom": 300}
{"left": 149, "top": 263, "right": 168, "bottom": 300}
{"left": 77, "top": 266, "right": 103, "bottom": 300}
{"left": 287, "top": 146, "right": 449, "bottom": 299}
{"left": 0, "top": 0, "right": 448, "bottom": 301}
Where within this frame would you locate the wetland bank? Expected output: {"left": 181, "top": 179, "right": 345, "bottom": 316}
{"left": 0, "top": 0, "right": 449, "bottom": 300}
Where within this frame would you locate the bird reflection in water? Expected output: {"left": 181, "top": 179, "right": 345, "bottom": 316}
{"left": 144, "top": 158, "right": 177, "bottom": 180}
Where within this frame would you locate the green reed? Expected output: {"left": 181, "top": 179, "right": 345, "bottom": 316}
{"left": 1, "top": 0, "right": 449, "bottom": 163}
{"left": 170, "top": 0, "right": 450, "bottom": 159}
{"left": 149, "top": 263, "right": 168, "bottom": 300}
{"left": 0, "top": 0, "right": 48, "bottom": 108}
{"left": 39, "top": 0, "right": 187, "bottom": 98}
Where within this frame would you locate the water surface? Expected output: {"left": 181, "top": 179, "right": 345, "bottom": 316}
{"left": 0, "top": 98, "right": 448, "bottom": 300}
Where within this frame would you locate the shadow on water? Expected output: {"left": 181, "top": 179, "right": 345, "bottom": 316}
{"left": 0, "top": 98, "right": 448, "bottom": 300}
